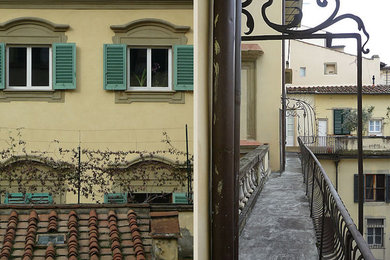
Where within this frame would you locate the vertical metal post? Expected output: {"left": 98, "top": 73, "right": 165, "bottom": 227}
{"left": 281, "top": 0, "right": 286, "bottom": 172}
{"left": 234, "top": 0, "right": 242, "bottom": 258}
{"left": 357, "top": 37, "right": 364, "bottom": 234}
{"left": 212, "top": 0, "right": 238, "bottom": 257}
{"left": 78, "top": 145, "right": 81, "bottom": 204}
{"left": 335, "top": 160, "right": 339, "bottom": 191}
{"left": 185, "top": 124, "right": 192, "bottom": 204}
{"left": 310, "top": 160, "right": 315, "bottom": 217}
{"left": 320, "top": 179, "right": 326, "bottom": 259}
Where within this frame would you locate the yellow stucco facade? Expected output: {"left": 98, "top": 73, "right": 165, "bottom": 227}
{"left": 0, "top": 7, "right": 194, "bottom": 203}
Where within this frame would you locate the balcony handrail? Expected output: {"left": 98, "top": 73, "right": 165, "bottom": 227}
{"left": 238, "top": 145, "right": 270, "bottom": 234}
{"left": 300, "top": 135, "right": 390, "bottom": 155}
{"left": 298, "top": 137, "right": 374, "bottom": 259}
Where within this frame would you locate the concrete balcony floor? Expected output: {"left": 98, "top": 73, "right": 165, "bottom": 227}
{"left": 239, "top": 153, "right": 319, "bottom": 259}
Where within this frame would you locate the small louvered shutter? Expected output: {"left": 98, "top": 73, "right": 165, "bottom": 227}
{"left": 0, "top": 43, "right": 4, "bottom": 89}
{"left": 4, "top": 193, "right": 28, "bottom": 204}
{"left": 104, "top": 44, "right": 127, "bottom": 90}
{"left": 386, "top": 175, "right": 390, "bottom": 203}
{"left": 104, "top": 193, "right": 127, "bottom": 204}
{"left": 53, "top": 43, "right": 76, "bottom": 89}
{"left": 173, "top": 192, "right": 190, "bottom": 204}
{"left": 354, "top": 174, "right": 358, "bottom": 203}
{"left": 28, "top": 193, "right": 53, "bottom": 204}
{"left": 174, "top": 45, "right": 193, "bottom": 91}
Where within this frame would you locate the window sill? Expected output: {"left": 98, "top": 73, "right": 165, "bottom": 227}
{"left": 115, "top": 90, "right": 185, "bottom": 104}
{"left": 0, "top": 90, "right": 64, "bottom": 102}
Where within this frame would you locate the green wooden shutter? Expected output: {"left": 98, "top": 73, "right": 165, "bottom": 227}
{"left": 386, "top": 175, "right": 390, "bottom": 203}
{"left": 174, "top": 45, "right": 193, "bottom": 91}
{"left": 104, "top": 44, "right": 127, "bottom": 90}
{"left": 0, "top": 43, "right": 4, "bottom": 89}
{"left": 334, "top": 109, "right": 343, "bottom": 135}
{"left": 354, "top": 174, "right": 358, "bottom": 203}
{"left": 53, "top": 43, "right": 76, "bottom": 89}
{"left": 173, "top": 192, "right": 190, "bottom": 204}
{"left": 104, "top": 193, "right": 127, "bottom": 204}
{"left": 4, "top": 193, "right": 29, "bottom": 204}
{"left": 28, "top": 193, "right": 53, "bottom": 204}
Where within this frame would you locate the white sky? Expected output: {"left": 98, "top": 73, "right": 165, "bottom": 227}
{"left": 301, "top": 0, "right": 390, "bottom": 65}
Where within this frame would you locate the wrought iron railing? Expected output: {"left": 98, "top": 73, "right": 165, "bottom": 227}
{"left": 300, "top": 135, "right": 390, "bottom": 154}
{"left": 238, "top": 145, "right": 270, "bottom": 233}
{"left": 298, "top": 137, "right": 374, "bottom": 260}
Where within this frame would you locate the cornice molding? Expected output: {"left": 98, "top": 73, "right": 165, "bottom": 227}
{"left": 0, "top": 0, "right": 193, "bottom": 9}
{"left": 0, "top": 17, "right": 69, "bottom": 32}
{"left": 111, "top": 18, "right": 190, "bottom": 34}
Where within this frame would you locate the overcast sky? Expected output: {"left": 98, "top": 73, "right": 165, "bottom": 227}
{"left": 301, "top": 0, "right": 390, "bottom": 65}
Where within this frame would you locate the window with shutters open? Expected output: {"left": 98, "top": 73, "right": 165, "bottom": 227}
{"left": 4, "top": 43, "right": 76, "bottom": 91}
{"left": 106, "top": 19, "right": 193, "bottom": 102}
{"left": 0, "top": 18, "right": 74, "bottom": 100}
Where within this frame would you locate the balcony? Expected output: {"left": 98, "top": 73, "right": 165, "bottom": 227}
{"left": 300, "top": 135, "right": 390, "bottom": 156}
{"left": 238, "top": 139, "right": 375, "bottom": 259}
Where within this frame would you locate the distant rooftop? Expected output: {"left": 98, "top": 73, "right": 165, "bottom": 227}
{"left": 287, "top": 85, "right": 390, "bottom": 95}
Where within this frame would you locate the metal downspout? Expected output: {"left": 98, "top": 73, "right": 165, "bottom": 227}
{"left": 212, "top": 0, "right": 239, "bottom": 258}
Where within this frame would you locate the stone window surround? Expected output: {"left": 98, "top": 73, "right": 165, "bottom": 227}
{"left": 241, "top": 43, "right": 263, "bottom": 140}
{"left": 110, "top": 18, "right": 190, "bottom": 104}
{"left": 324, "top": 62, "right": 337, "bottom": 75}
{"left": 0, "top": 17, "right": 70, "bottom": 102}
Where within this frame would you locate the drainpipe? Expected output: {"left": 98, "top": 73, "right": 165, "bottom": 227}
{"left": 212, "top": 0, "right": 239, "bottom": 258}
{"left": 335, "top": 159, "right": 339, "bottom": 191}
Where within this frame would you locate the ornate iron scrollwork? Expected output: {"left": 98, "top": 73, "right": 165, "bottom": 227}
{"left": 284, "top": 97, "right": 316, "bottom": 139}
{"left": 242, "top": 0, "right": 370, "bottom": 53}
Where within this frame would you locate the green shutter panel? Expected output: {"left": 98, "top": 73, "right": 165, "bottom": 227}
{"left": 4, "top": 193, "right": 27, "bottom": 204}
{"left": 386, "top": 175, "right": 390, "bottom": 203}
{"left": 172, "top": 192, "right": 191, "bottom": 204}
{"left": 53, "top": 43, "right": 76, "bottom": 90}
{"left": 28, "top": 193, "right": 53, "bottom": 204}
{"left": 0, "top": 43, "right": 4, "bottom": 89}
{"left": 104, "top": 193, "right": 127, "bottom": 204}
{"left": 174, "top": 45, "right": 193, "bottom": 91}
{"left": 334, "top": 109, "right": 343, "bottom": 135}
{"left": 354, "top": 174, "right": 358, "bottom": 203}
{"left": 104, "top": 44, "right": 126, "bottom": 90}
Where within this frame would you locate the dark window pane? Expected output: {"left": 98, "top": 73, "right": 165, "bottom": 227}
{"left": 365, "top": 175, "right": 374, "bottom": 188}
{"left": 376, "top": 175, "right": 385, "bottom": 188}
{"left": 32, "top": 47, "right": 49, "bottom": 86}
{"left": 130, "top": 48, "right": 147, "bottom": 87}
{"left": 376, "top": 189, "right": 385, "bottom": 201}
{"left": 151, "top": 49, "right": 168, "bottom": 87}
{"left": 9, "top": 47, "right": 27, "bottom": 86}
{"left": 365, "top": 188, "right": 374, "bottom": 200}
{"left": 367, "top": 228, "right": 373, "bottom": 235}
{"left": 367, "top": 235, "right": 373, "bottom": 245}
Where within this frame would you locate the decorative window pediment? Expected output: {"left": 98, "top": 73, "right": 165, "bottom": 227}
{"left": 111, "top": 18, "right": 190, "bottom": 45}
{"left": 0, "top": 17, "right": 69, "bottom": 44}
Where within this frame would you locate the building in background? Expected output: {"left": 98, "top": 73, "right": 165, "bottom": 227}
{"left": 286, "top": 37, "right": 390, "bottom": 260}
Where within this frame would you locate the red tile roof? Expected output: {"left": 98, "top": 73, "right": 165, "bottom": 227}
{"left": 0, "top": 205, "right": 152, "bottom": 259}
{"left": 287, "top": 85, "right": 390, "bottom": 95}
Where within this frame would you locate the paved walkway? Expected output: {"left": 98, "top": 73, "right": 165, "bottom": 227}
{"left": 239, "top": 153, "right": 319, "bottom": 260}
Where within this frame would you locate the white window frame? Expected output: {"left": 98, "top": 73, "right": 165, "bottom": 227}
{"left": 369, "top": 119, "right": 382, "bottom": 135}
{"left": 366, "top": 218, "right": 384, "bottom": 248}
{"left": 127, "top": 47, "right": 172, "bottom": 91}
{"left": 6, "top": 45, "right": 52, "bottom": 90}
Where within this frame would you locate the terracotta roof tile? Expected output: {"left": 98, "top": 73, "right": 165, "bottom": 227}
{"left": 0, "top": 205, "right": 152, "bottom": 259}
{"left": 287, "top": 85, "right": 390, "bottom": 94}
